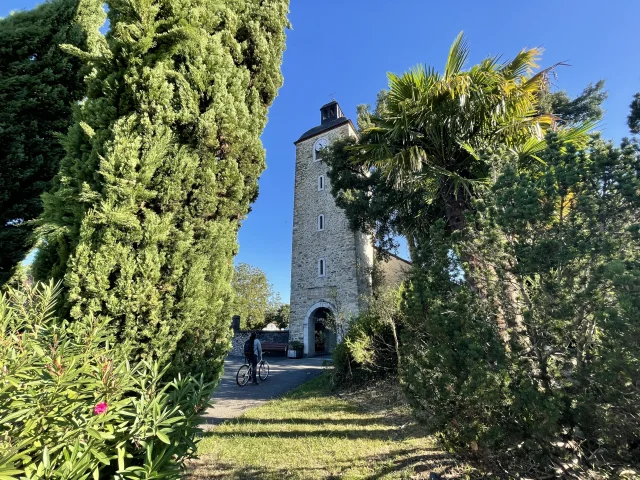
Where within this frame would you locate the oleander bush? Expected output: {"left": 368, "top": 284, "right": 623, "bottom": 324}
{"left": 0, "top": 281, "right": 214, "bottom": 479}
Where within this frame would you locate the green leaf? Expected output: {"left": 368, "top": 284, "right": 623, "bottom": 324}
{"left": 0, "top": 408, "right": 35, "bottom": 424}
{"left": 156, "top": 431, "right": 171, "bottom": 445}
{"left": 90, "top": 449, "right": 110, "bottom": 466}
{"left": 42, "top": 446, "right": 49, "bottom": 469}
{"left": 86, "top": 428, "right": 102, "bottom": 441}
{"left": 117, "top": 446, "right": 125, "bottom": 471}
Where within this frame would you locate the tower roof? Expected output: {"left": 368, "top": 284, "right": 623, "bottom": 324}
{"left": 319, "top": 100, "right": 339, "bottom": 110}
{"left": 294, "top": 117, "right": 351, "bottom": 144}
{"left": 294, "top": 100, "right": 355, "bottom": 144}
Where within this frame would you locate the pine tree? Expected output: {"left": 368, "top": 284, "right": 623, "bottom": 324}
{"left": 539, "top": 80, "right": 607, "bottom": 126}
{"left": 629, "top": 92, "right": 640, "bottom": 135}
{"left": 0, "top": 0, "right": 103, "bottom": 286}
{"left": 402, "top": 135, "right": 640, "bottom": 470}
{"left": 35, "top": 0, "right": 289, "bottom": 380}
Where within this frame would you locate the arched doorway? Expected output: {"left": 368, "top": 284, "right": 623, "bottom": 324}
{"left": 303, "top": 302, "right": 337, "bottom": 356}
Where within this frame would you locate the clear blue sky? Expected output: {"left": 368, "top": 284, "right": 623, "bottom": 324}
{"left": 4, "top": 0, "right": 640, "bottom": 300}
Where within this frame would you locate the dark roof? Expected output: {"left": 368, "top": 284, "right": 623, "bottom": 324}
{"left": 374, "top": 246, "right": 412, "bottom": 265}
{"left": 320, "top": 100, "right": 338, "bottom": 109}
{"left": 294, "top": 116, "right": 351, "bottom": 144}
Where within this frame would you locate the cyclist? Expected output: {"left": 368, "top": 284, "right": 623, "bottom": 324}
{"left": 245, "top": 332, "right": 262, "bottom": 385}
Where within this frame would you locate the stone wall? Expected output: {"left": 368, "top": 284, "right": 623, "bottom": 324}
{"left": 377, "top": 250, "right": 411, "bottom": 290}
{"left": 230, "top": 330, "right": 290, "bottom": 357}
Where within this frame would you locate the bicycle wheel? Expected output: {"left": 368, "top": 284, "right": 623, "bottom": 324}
{"left": 258, "top": 360, "right": 269, "bottom": 381}
{"left": 236, "top": 364, "right": 251, "bottom": 386}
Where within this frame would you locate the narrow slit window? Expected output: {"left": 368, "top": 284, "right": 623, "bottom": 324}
{"left": 318, "top": 175, "right": 325, "bottom": 191}
{"left": 317, "top": 214, "right": 324, "bottom": 231}
{"left": 318, "top": 258, "right": 326, "bottom": 277}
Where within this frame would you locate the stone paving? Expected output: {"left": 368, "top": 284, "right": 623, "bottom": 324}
{"left": 200, "top": 354, "right": 330, "bottom": 430}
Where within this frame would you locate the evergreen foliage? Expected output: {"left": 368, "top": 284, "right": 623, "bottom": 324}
{"left": 0, "top": 0, "right": 103, "bottom": 286}
{"left": 629, "top": 92, "right": 640, "bottom": 135}
{"left": 326, "top": 33, "right": 638, "bottom": 473}
{"left": 539, "top": 80, "right": 608, "bottom": 126}
{"left": 495, "top": 135, "right": 640, "bottom": 466}
{"left": 401, "top": 223, "right": 513, "bottom": 451}
{"left": 402, "top": 136, "right": 640, "bottom": 472}
{"left": 34, "top": 0, "right": 289, "bottom": 380}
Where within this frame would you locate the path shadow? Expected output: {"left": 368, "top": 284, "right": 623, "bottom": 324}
{"left": 188, "top": 447, "right": 482, "bottom": 479}
{"left": 187, "top": 462, "right": 342, "bottom": 480}
{"left": 212, "top": 415, "right": 407, "bottom": 428}
{"left": 206, "top": 427, "right": 404, "bottom": 441}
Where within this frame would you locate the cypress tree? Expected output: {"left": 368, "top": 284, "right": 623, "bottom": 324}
{"left": 0, "top": 0, "right": 103, "bottom": 286}
{"left": 35, "top": 0, "right": 289, "bottom": 380}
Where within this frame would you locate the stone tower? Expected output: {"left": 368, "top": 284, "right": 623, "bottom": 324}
{"left": 288, "top": 101, "right": 374, "bottom": 356}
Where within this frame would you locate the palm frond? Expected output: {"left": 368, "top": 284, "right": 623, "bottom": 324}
{"left": 499, "top": 47, "right": 542, "bottom": 81}
{"left": 555, "top": 120, "right": 597, "bottom": 144}
{"left": 459, "top": 142, "right": 481, "bottom": 161}
{"left": 351, "top": 33, "right": 575, "bottom": 216}
{"left": 444, "top": 32, "right": 469, "bottom": 79}
{"left": 514, "top": 121, "right": 596, "bottom": 160}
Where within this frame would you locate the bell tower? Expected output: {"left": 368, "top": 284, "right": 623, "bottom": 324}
{"left": 288, "top": 101, "right": 373, "bottom": 356}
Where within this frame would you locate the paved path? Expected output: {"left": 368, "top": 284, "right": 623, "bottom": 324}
{"left": 200, "top": 355, "right": 329, "bottom": 430}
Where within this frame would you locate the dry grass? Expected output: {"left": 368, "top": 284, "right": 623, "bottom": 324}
{"left": 187, "top": 375, "right": 487, "bottom": 479}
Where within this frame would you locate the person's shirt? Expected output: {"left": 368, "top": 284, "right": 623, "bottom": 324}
{"left": 253, "top": 338, "right": 262, "bottom": 358}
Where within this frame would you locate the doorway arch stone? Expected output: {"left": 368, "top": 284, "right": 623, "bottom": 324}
{"left": 303, "top": 301, "right": 336, "bottom": 356}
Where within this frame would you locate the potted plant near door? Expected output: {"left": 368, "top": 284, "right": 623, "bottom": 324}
{"left": 288, "top": 341, "right": 304, "bottom": 359}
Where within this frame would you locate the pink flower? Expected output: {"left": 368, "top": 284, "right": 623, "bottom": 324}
{"left": 93, "top": 402, "right": 108, "bottom": 415}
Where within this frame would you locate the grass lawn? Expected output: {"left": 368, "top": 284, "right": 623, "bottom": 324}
{"left": 188, "top": 375, "right": 482, "bottom": 479}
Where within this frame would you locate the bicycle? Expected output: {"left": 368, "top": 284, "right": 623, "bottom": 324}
{"left": 236, "top": 357, "right": 270, "bottom": 386}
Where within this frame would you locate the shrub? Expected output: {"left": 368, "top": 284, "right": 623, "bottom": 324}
{"left": 400, "top": 224, "right": 526, "bottom": 452}
{"left": 331, "top": 288, "right": 403, "bottom": 387}
{"left": 402, "top": 135, "right": 640, "bottom": 474}
{"left": 0, "top": 282, "right": 214, "bottom": 479}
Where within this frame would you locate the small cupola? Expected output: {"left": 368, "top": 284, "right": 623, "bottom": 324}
{"left": 294, "top": 100, "right": 352, "bottom": 144}
{"left": 320, "top": 101, "right": 344, "bottom": 125}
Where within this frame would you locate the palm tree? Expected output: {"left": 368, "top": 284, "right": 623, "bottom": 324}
{"left": 352, "top": 33, "right": 588, "bottom": 343}
{"left": 356, "top": 32, "right": 579, "bottom": 232}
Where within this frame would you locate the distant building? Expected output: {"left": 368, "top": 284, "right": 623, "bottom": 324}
{"left": 288, "top": 101, "right": 409, "bottom": 356}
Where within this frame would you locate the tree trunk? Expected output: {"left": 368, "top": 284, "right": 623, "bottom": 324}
{"left": 441, "top": 182, "right": 510, "bottom": 345}
{"left": 407, "top": 235, "right": 417, "bottom": 263}
{"left": 389, "top": 315, "right": 402, "bottom": 371}
{"left": 442, "top": 183, "right": 468, "bottom": 233}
